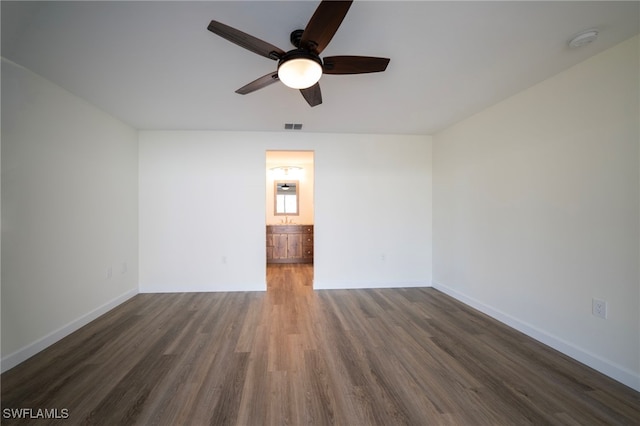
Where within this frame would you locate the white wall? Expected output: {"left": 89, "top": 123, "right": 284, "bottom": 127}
{"left": 1, "top": 59, "right": 139, "bottom": 371}
{"left": 139, "top": 131, "right": 432, "bottom": 292}
{"left": 314, "top": 134, "right": 432, "bottom": 289}
{"left": 433, "top": 36, "right": 639, "bottom": 390}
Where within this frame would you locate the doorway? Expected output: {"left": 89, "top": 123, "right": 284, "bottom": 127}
{"left": 265, "top": 151, "right": 314, "bottom": 290}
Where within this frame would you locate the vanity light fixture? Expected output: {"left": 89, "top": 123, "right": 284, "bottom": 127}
{"left": 270, "top": 166, "right": 302, "bottom": 176}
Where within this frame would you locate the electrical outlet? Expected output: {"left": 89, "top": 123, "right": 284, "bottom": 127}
{"left": 592, "top": 298, "right": 607, "bottom": 319}
{"left": 107, "top": 266, "right": 113, "bottom": 279}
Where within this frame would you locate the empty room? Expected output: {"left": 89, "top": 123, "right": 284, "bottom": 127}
{"left": 2, "top": 1, "right": 639, "bottom": 424}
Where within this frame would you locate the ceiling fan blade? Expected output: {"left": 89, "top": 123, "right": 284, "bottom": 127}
{"left": 300, "top": 83, "right": 322, "bottom": 107}
{"left": 323, "top": 56, "right": 390, "bottom": 74}
{"left": 208, "top": 20, "right": 285, "bottom": 60}
{"left": 235, "top": 71, "right": 280, "bottom": 95}
{"left": 299, "top": 0, "right": 353, "bottom": 54}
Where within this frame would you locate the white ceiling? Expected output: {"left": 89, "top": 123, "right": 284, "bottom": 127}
{"left": 2, "top": 1, "right": 638, "bottom": 135}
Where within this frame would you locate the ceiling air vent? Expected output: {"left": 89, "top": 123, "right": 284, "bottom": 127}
{"left": 284, "top": 123, "right": 303, "bottom": 130}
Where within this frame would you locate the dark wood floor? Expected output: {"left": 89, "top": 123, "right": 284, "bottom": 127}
{"left": 2, "top": 264, "right": 639, "bottom": 425}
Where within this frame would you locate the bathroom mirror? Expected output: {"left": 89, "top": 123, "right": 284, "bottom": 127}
{"left": 274, "top": 180, "right": 299, "bottom": 215}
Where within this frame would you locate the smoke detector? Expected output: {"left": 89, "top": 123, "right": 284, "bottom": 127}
{"left": 568, "top": 29, "right": 599, "bottom": 48}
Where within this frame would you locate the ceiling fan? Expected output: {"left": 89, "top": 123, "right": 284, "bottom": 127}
{"left": 207, "top": 0, "right": 390, "bottom": 107}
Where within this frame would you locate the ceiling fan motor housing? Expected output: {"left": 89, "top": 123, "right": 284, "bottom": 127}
{"left": 278, "top": 49, "right": 322, "bottom": 68}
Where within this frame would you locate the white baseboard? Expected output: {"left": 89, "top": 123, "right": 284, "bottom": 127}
{"left": 432, "top": 281, "right": 640, "bottom": 392}
{"left": 1, "top": 288, "right": 138, "bottom": 373}
{"left": 314, "top": 280, "right": 432, "bottom": 290}
{"left": 138, "top": 283, "right": 267, "bottom": 293}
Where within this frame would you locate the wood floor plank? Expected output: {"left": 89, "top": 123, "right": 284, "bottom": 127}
{"left": 2, "top": 264, "right": 639, "bottom": 425}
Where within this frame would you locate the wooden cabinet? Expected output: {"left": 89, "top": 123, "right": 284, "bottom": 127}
{"left": 267, "top": 225, "right": 313, "bottom": 264}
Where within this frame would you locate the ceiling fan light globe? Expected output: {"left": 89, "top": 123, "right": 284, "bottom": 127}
{"left": 278, "top": 58, "right": 322, "bottom": 89}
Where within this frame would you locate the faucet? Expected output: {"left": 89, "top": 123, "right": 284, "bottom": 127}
{"left": 281, "top": 216, "right": 294, "bottom": 224}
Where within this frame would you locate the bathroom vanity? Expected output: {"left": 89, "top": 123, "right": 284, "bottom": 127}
{"left": 266, "top": 225, "right": 313, "bottom": 264}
